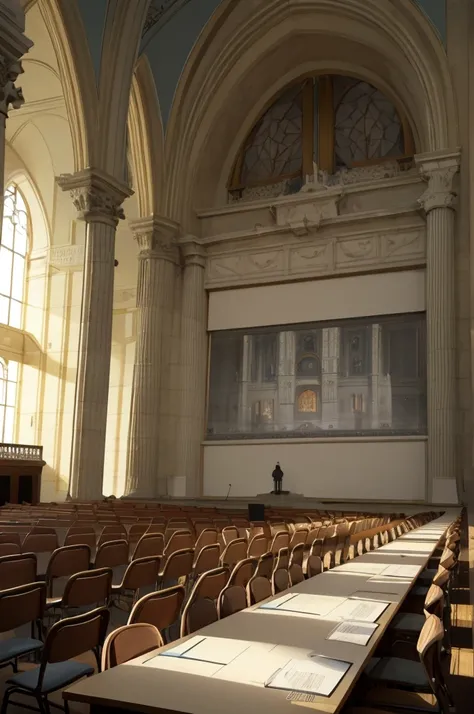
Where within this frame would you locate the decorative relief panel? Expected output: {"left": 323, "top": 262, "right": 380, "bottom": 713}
{"left": 49, "top": 245, "right": 85, "bottom": 271}
{"left": 205, "top": 227, "right": 425, "bottom": 288}
{"left": 207, "top": 250, "right": 284, "bottom": 281}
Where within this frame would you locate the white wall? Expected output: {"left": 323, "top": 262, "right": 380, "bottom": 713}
{"left": 208, "top": 270, "right": 426, "bottom": 331}
{"left": 203, "top": 439, "right": 427, "bottom": 502}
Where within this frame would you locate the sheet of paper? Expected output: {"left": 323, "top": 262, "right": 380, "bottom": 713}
{"left": 338, "top": 561, "right": 387, "bottom": 575}
{"left": 161, "top": 636, "right": 251, "bottom": 665}
{"left": 266, "top": 656, "right": 351, "bottom": 697}
{"left": 327, "top": 621, "right": 378, "bottom": 646}
{"left": 275, "top": 594, "right": 347, "bottom": 618}
{"left": 259, "top": 593, "right": 297, "bottom": 610}
{"left": 327, "top": 597, "right": 389, "bottom": 623}
{"left": 214, "top": 645, "right": 287, "bottom": 686}
{"left": 381, "top": 564, "right": 420, "bottom": 578}
{"left": 141, "top": 655, "right": 222, "bottom": 677}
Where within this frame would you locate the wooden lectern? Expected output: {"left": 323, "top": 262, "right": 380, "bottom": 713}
{"left": 0, "top": 444, "right": 45, "bottom": 505}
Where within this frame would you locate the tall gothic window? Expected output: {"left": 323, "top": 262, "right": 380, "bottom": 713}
{"left": 0, "top": 359, "right": 18, "bottom": 442}
{"left": 0, "top": 185, "right": 28, "bottom": 328}
{"left": 229, "top": 74, "right": 414, "bottom": 198}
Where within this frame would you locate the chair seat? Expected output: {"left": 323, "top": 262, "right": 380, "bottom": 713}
{"left": 390, "top": 612, "right": 425, "bottom": 632}
{"left": 0, "top": 638, "right": 43, "bottom": 664}
{"left": 365, "top": 656, "right": 431, "bottom": 689}
{"left": 417, "top": 568, "right": 437, "bottom": 582}
{"left": 46, "top": 597, "right": 62, "bottom": 608}
{"left": 411, "top": 585, "right": 429, "bottom": 597}
{"left": 364, "top": 685, "right": 439, "bottom": 711}
{"left": 7, "top": 660, "right": 94, "bottom": 694}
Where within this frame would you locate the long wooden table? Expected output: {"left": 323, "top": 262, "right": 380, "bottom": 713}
{"left": 63, "top": 510, "right": 458, "bottom": 714}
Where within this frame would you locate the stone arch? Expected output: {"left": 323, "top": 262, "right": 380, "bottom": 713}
{"left": 128, "top": 53, "right": 165, "bottom": 217}
{"left": 165, "top": 0, "right": 458, "bottom": 224}
{"left": 97, "top": 0, "right": 151, "bottom": 183}
{"left": 37, "top": 0, "right": 98, "bottom": 171}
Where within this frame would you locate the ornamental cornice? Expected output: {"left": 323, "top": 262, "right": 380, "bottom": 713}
{"left": 57, "top": 169, "right": 132, "bottom": 226}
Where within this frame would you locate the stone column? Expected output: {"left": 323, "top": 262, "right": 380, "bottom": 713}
{"left": 125, "top": 216, "right": 179, "bottom": 498}
{"left": 277, "top": 331, "right": 296, "bottom": 430}
{"left": 238, "top": 335, "right": 252, "bottom": 431}
{"left": 0, "top": 3, "right": 32, "bottom": 225}
{"left": 57, "top": 170, "right": 131, "bottom": 500}
{"left": 416, "top": 151, "right": 461, "bottom": 501}
{"left": 175, "top": 240, "right": 207, "bottom": 497}
{"left": 321, "top": 327, "right": 339, "bottom": 428}
{"left": 370, "top": 324, "right": 382, "bottom": 428}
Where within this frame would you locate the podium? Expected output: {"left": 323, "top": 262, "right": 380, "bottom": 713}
{"left": 0, "top": 444, "right": 45, "bottom": 505}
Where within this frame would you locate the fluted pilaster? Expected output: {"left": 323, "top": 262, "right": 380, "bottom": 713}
{"left": 416, "top": 150, "right": 460, "bottom": 500}
{"left": 175, "top": 240, "right": 207, "bottom": 497}
{"left": 58, "top": 170, "right": 131, "bottom": 500}
{"left": 125, "top": 216, "right": 179, "bottom": 497}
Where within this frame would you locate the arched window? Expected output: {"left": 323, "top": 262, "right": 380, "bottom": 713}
{"left": 0, "top": 358, "right": 18, "bottom": 442}
{"left": 229, "top": 74, "right": 414, "bottom": 198}
{"left": 0, "top": 184, "right": 28, "bottom": 328}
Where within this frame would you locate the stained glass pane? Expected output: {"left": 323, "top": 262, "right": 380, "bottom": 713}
{"left": 14, "top": 225, "right": 27, "bottom": 256}
{"left": 11, "top": 254, "right": 24, "bottom": 301}
{"left": 241, "top": 83, "right": 303, "bottom": 186}
{"left": 2, "top": 218, "right": 14, "bottom": 250}
{"left": 0, "top": 246, "right": 12, "bottom": 296}
{"left": 0, "top": 378, "right": 5, "bottom": 404}
{"left": 334, "top": 76, "right": 403, "bottom": 168}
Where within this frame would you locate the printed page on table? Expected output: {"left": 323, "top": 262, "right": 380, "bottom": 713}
{"left": 272, "top": 594, "right": 348, "bottom": 617}
{"left": 327, "top": 598, "right": 389, "bottom": 623}
{"left": 266, "top": 656, "right": 352, "bottom": 697}
{"left": 327, "top": 621, "right": 378, "bottom": 646}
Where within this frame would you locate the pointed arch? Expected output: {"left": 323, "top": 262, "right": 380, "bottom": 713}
{"left": 164, "top": 0, "right": 458, "bottom": 222}
{"left": 97, "top": 0, "right": 151, "bottom": 183}
{"left": 38, "top": 0, "right": 98, "bottom": 171}
{"left": 128, "top": 54, "right": 165, "bottom": 217}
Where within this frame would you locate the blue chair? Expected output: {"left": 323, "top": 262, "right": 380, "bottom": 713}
{"left": 0, "top": 581, "right": 45, "bottom": 673}
{"left": 1, "top": 606, "right": 110, "bottom": 714}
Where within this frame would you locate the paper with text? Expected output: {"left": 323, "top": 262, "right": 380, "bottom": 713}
{"left": 161, "top": 636, "right": 251, "bottom": 666}
{"left": 380, "top": 564, "right": 420, "bottom": 578}
{"left": 266, "top": 593, "right": 347, "bottom": 617}
{"left": 328, "top": 598, "right": 389, "bottom": 623}
{"left": 266, "top": 656, "right": 351, "bottom": 697}
{"left": 327, "top": 621, "right": 378, "bottom": 646}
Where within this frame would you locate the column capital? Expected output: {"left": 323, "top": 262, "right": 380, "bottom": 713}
{"left": 57, "top": 169, "right": 132, "bottom": 226}
{"left": 179, "top": 236, "right": 206, "bottom": 269}
{"left": 130, "top": 214, "right": 180, "bottom": 264}
{"left": 0, "top": 2, "right": 33, "bottom": 118}
{"left": 415, "top": 149, "right": 461, "bottom": 213}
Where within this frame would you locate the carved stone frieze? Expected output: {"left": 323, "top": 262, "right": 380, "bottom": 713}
{"left": 205, "top": 226, "right": 426, "bottom": 288}
{"left": 0, "top": 55, "right": 24, "bottom": 116}
{"left": 49, "top": 244, "right": 85, "bottom": 272}
{"left": 207, "top": 250, "right": 284, "bottom": 281}
{"left": 273, "top": 196, "right": 340, "bottom": 236}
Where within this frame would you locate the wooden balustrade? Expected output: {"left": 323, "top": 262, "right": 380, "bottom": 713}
{"left": 0, "top": 443, "right": 45, "bottom": 505}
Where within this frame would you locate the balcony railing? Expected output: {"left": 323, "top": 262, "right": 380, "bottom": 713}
{"left": 0, "top": 443, "right": 43, "bottom": 461}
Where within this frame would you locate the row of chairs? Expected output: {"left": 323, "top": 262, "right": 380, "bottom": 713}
{"left": 346, "top": 517, "right": 461, "bottom": 714}
{"left": 0, "top": 510, "right": 442, "bottom": 713}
